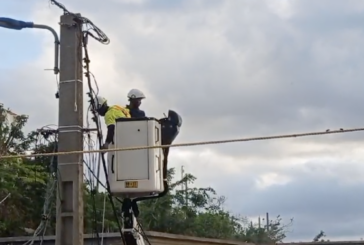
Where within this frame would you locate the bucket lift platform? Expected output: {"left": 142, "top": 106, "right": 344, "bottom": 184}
{"left": 107, "top": 111, "right": 182, "bottom": 245}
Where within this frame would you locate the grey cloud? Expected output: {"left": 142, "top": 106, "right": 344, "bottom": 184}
{"left": 173, "top": 150, "right": 364, "bottom": 240}
{"left": 97, "top": 0, "right": 364, "bottom": 146}
{"left": 208, "top": 161, "right": 364, "bottom": 241}
{"left": 4, "top": 0, "right": 364, "bottom": 142}
{"left": 48, "top": 0, "right": 364, "bottom": 145}
{"left": 291, "top": 0, "right": 364, "bottom": 34}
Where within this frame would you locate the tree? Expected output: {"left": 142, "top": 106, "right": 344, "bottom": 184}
{"left": 240, "top": 215, "right": 293, "bottom": 243}
{"left": 137, "top": 168, "right": 293, "bottom": 242}
{"left": 0, "top": 103, "right": 119, "bottom": 236}
{"left": 0, "top": 105, "right": 49, "bottom": 236}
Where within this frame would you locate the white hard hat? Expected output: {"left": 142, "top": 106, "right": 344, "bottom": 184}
{"left": 95, "top": 96, "right": 107, "bottom": 109}
{"left": 127, "top": 89, "right": 146, "bottom": 100}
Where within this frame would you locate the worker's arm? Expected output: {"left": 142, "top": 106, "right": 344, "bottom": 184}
{"left": 104, "top": 112, "right": 116, "bottom": 146}
{"left": 105, "top": 125, "right": 115, "bottom": 145}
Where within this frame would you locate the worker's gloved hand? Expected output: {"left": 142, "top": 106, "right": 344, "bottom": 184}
{"left": 101, "top": 143, "right": 109, "bottom": 150}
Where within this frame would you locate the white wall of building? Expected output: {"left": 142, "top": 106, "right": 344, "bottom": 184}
{"left": 5, "top": 110, "right": 17, "bottom": 124}
{"left": 0, "top": 103, "right": 18, "bottom": 125}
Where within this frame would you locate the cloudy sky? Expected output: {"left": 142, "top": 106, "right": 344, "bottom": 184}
{"left": 2, "top": 0, "right": 364, "bottom": 242}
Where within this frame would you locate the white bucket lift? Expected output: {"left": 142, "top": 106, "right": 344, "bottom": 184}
{"left": 107, "top": 117, "right": 164, "bottom": 198}
{"left": 105, "top": 111, "right": 182, "bottom": 245}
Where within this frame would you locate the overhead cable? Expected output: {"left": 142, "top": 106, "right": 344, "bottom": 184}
{"left": 22, "top": 132, "right": 58, "bottom": 245}
{"left": 49, "top": 0, "right": 110, "bottom": 44}
{"left": 1, "top": 127, "right": 363, "bottom": 160}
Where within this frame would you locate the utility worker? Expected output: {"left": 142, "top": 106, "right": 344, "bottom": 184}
{"left": 95, "top": 95, "right": 131, "bottom": 149}
{"left": 126, "top": 89, "right": 146, "bottom": 118}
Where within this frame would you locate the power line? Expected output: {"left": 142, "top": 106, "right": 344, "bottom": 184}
{"left": 22, "top": 131, "right": 58, "bottom": 245}
{"left": 77, "top": 10, "right": 125, "bottom": 242}
{"left": 0, "top": 127, "right": 362, "bottom": 160}
{"left": 83, "top": 134, "right": 101, "bottom": 244}
{"left": 49, "top": 0, "right": 110, "bottom": 44}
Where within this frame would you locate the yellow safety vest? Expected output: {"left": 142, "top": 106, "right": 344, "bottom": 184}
{"left": 113, "top": 105, "right": 131, "bottom": 118}
{"left": 104, "top": 105, "right": 131, "bottom": 126}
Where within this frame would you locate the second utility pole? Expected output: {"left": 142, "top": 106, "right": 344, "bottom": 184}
{"left": 55, "top": 14, "right": 84, "bottom": 245}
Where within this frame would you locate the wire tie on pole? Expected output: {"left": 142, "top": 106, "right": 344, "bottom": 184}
{"left": 59, "top": 79, "right": 82, "bottom": 84}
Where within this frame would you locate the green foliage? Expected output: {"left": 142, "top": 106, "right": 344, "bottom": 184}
{"left": 0, "top": 105, "right": 50, "bottom": 236}
{"left": 0, "top": 103, "right": 293, "bottom": 242}
{"left": 136, "top": 168, "right": 293, "bottom": 243}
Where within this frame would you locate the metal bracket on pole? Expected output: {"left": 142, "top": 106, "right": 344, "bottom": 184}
{"left": 59, "top": 79, "right": 83, "bottom": 84}
{"left": 58, "top": 125, "right": 82, "bottom": 133}
{"left": 33, "top": 24, "right": 60, "bottom": 75}
{"left": 37, "top": 127, "right": 99, "bottom": 134}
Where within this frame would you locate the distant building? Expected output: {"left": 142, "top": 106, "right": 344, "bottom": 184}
{"left": 6, "top": 110, "right": 18, "bottom": 124}
{"left": 0, "top": 102, "right": 19, "bottom": 125}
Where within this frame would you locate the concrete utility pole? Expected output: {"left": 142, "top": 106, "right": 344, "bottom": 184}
{"left": 55, "top": 14, "right": 84, "bottom": 245}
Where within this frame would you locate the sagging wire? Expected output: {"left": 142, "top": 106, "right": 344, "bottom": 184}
{"left": 82, "top": 32, "right": 126, "bottom": 244}
{"left": 101, "top": 193, "right": 107, "bottom": 245}
{"left": 49, "top": 0, "right": 110, "bottom": 45}
{"left": 84, "top": 159, "right": 107, "bottom": 191}
{"left": 83, "top": 135, "right": 108, "bottom": 240}
{"left": 38, "top": 128, "right": 58, "bottom": 245}
{"left": 137, "top": 221, "right": 152, "bottom": 245}
{"left": 84, "top": 133, "right": 101, "bottom": 244}
{"left": 23, "top": 128, "right": 58, "bottom": 245}
{"left": 83, "top": 134, "right": 98, "bottom": 188}
{"left": 0, "top": 193, "right": 11, "bottom": 205}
